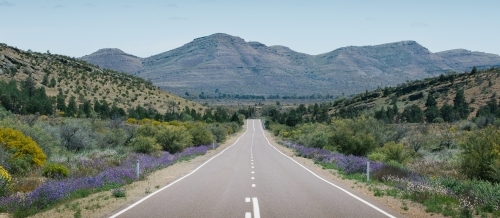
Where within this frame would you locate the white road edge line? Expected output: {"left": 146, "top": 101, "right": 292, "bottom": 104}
{"left": 252, "top": 197, "right": 260, "bottom": 218}
{"left": 257, "top": 120, "right": 396, "bottom": 218}
{"left": 109, "top": 121, "right": 251, "bottom": 218}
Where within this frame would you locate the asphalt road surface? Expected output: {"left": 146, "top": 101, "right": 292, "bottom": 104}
{"left": 110, "top": 119, "right": 402, "bottom": 218}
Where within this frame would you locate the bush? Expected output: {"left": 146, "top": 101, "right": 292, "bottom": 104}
{"left": 379, "top": 141, "right": 413, "bottom": 164}
{"left": 0, "top": 127, "right": 47, "bottom": 168}
{"left": 59, "top": 119, "right": 95, "bottom": 151}
{"left": 126, "top": 118, "right": 137, "bottom": 124}
{"left": 18, "top": 122, "right": 60, "bottom": 160}
{"left": 111, "top": 188, "right": 126, "bottom": 198}
{"left": 130, "top": 136, "right": 161, "bottom": 154}
{"left": 208, "top": 124, "right": 227, "bottom": 143}
{"left": 155, "top": 125, "right": 192, "bottom": 153}
{"left": 99, "top": 129, "right": 127, "bottom": 148}
{"left": 368, "top": 152, "right": 387, "bottom": 162}
{"left": 42, "top": 163, "right": 70, "bottom": 179}
{"left": 136, "top": 123, "right": 159, "bottom": 138}
{"left": 0, "top": 165, "right": 12, "bottom": 197}
{"left": 460, "top": 126, "right": 500, "bottom": 182}
{"left": 188, "top": 123, "right": 213, "bottom": 146}
{"left": 328, "top": 117, "right": 379, "bottom": 156}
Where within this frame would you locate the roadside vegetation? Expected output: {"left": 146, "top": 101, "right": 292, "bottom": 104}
{"left": 0, "top": 104, "right": 244, "bottom": 217}
{"left": 263, "top": 67, "right": 500, "bottom": 217}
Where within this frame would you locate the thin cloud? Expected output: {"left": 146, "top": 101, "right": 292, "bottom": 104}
{"left": 0, "top": 1, "right": 13, "bottom": 7}
{"left": 410, "top": 22, "right": 428, "bottom": 27}
{"left": 166, "top": 4, "right": 178, "bottom": 8}
{"left": 53, "top": 4, "right": 65, "bottom": 9}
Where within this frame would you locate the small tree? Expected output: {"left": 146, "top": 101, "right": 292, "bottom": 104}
{"left": 453, "top": 89, "right": 470, "bottom": 120}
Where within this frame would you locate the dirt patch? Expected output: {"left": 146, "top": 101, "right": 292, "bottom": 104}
{"left": 19, "top": 124, "right": 438, "bottom": 218}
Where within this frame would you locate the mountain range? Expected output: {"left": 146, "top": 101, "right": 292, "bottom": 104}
{"left": 81, "top": 33, "right": 500, "bottom": 98}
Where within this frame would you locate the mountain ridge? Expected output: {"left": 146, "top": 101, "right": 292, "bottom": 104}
{"left": 80, "top": 33, "right": 500, "bottom": 99}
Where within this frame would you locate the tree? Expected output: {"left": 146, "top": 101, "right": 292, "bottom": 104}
{"left": 49, "top": 77, "right": 57, "bottom": 88}
{"left": 66, "top": 96, "right": 78, "bottom": 116}
{"left": 80, "top": 100, "right": 92, "bottom": 118}
{"left": 453, "top": 89, "right": 469, "bottom": 120}
{"left": 425, "top": 94, "right": 441, "bottom": 122}
{"left": 440, "top": 103, "right": 456, "bottom": 122}
{"left": 471, "top": 66, "right": 478, "bottom": 75}
{"left": 56, "top": 91, "right": 66, "bottom": 113}
{"left": 41, "top": 74, "right": 49, "bottom": 86}
{"left": 402, "top": 104, "right": 423, "bottom": 123}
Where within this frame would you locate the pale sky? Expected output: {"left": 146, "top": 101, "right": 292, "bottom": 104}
{"left": 1, "top": 0, "right": 499, "bottom": 58}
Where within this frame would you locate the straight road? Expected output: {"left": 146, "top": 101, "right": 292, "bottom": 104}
{"left": 110, "top": 119, "right": 401, "bottom": 218}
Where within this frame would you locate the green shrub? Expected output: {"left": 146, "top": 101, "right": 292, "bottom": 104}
{"left": 59, "top": 119, "right": 95, "bottom": 151}
{"left": 8, "top": 156, "right": 31, "bottom": 175}
{"left": 155, "top": 125, "right": 192, "bottom": 153}
{"left": 328, "top": 117, "right": 379, "bottom": 156}
{"left": 111, "top": 188, "right": 126, "bottom": 198}
{"left": 208, "top": 124, "right": 227, "bottom": 143}
{"left": 42, "top": 163, "right": 70, "bottom": 179}
{"left": 0, "top": 166, "right": 12, "bottom": 197}
{"left": 379, "top": 141, "right": 412, "bottom": 164}
{"left": 460, "top": 126, "right": 500, "bottom": 182}
{"left": 99, "top": 129, "right": 127, "bottom": 148}
{"left": 368, "top": 152, "right": 387, "bottom": 162}
{"left": 130, "top": 136, "right": 160, "bottom": 154}
{"left": 19, "top": 122, "right": 60, "bottom": 159}
{"left": 188, "top": 123, "right": 213, "bottom": 146}
{"left": 136, "top": 123, "right": 158, "bottom": 137}
{"left": 330, "top": 131, "right": 377, "bottom": 156}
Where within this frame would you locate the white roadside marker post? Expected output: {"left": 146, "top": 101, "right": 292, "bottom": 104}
{"left": 136, "top": 159, "right": 140, "bottom": 180}
{"left": 367, "top": 161, "right": 370, "bottom": 182}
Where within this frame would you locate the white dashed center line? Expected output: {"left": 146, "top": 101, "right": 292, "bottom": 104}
{"left": 252, "top": 184, "right": 256, "bottom": 187}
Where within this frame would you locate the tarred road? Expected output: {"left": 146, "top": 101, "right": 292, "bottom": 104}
{"left": 109, "top": 119, "right": 401, "bottom": 218}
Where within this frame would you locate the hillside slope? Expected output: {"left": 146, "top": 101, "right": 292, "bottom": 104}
{"left": 82, "top": 33, "right": 500, "bottom": 98}
{"left": 331, "top": 67, "right": 500, "bottom": 119}
{"left": 0, "top": 43, "right": 205, "bottom": 115}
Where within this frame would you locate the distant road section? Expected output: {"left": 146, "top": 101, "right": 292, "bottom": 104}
{"left": 109, "top": 119, "right": 400, "bottom": 218}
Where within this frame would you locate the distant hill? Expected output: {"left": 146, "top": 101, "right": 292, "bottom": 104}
{"left": 81, "top": 33, "right": 500, "bottom": 99}
{"left": 81, "top": 48, "right": 142, "bottom": 74}
{"left": 0, "top": 43, "right": 205, "bottom": 115}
